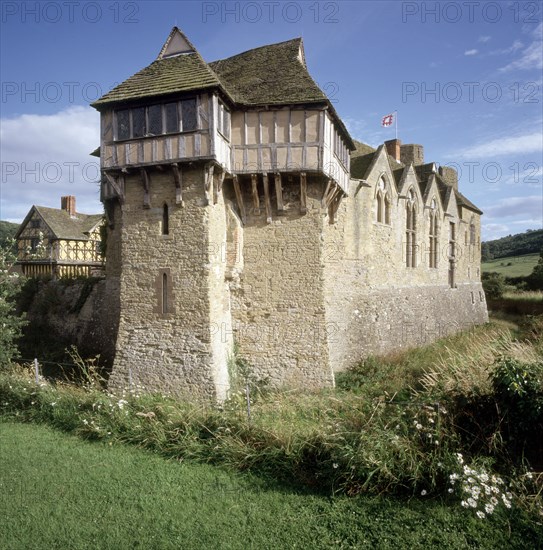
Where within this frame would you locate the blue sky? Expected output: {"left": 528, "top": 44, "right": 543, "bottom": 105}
{"left": 1, "top": 0, "right": 541, "bottom": 240}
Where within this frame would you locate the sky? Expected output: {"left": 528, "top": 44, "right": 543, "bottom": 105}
{"left": 0, "top": 0, "right": 542, "bottom": 240}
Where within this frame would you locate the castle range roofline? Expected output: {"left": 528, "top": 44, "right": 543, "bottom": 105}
{"left": 91, "top": 27, "right": 354, "bottom": 150}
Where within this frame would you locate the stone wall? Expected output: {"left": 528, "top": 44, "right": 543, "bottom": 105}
{"left": 106, "top": 164, "right": 231, "bottom": 400}
{"left": 227, "top": 174, "right": 335, "bottom": 389}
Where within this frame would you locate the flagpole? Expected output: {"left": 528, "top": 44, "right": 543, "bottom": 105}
{"left": 395, "top": 110, "right": 398, "bottom": 140}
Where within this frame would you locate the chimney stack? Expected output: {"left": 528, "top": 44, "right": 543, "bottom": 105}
{"left": 400, "top": 144, "right": 424, "bottom": 166}
{"left": 61, "top": 196, "right": 77, "bottom": 217}
{"left": 438, "top": 166, "right": 458, "bottom": 190}
{"left": 384, "top": 139, "right": 401, "bottom": 162}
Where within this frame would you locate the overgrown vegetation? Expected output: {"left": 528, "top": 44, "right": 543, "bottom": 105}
{"left": 0, "top": 240, "right": 27, "bottom": 367}
{"left": 3, "top": 422, "right": 539, "bottom": 549}
{"left": 0, "top": 220, "right": 19, "bottom": 250}
{"left": 1, "top": 317, "right": 542, "bottom": 529}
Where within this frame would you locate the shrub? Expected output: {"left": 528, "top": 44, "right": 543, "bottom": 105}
{"left": 482, "top": 272, "right": 505, "bottom": 300}
{"left": 0, "top": 241, "right": 27, "bottom": 367}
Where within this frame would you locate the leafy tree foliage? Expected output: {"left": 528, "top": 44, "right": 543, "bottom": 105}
{"left": 526, "top": 247, "right": 543, "bottom": 290}
{"left": 0, "top": 240, "right": 26, "bottom": 367}
{"left": 481, "top": 229, "right": 543, "bottom": 261}
{"left": 481, "top": 272, "right": 505, "bottom": 300}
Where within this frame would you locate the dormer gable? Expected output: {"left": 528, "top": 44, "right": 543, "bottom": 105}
{"left": 157, "top": 27, "right": 197, "bottom": 59}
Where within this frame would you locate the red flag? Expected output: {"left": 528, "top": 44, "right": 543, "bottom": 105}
{"left": 381, "top": 113, "right": 394, "bottom": 127}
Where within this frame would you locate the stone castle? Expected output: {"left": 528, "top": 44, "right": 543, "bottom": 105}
{"left": 91, "top": 28, "right": 488, "bottom": 400}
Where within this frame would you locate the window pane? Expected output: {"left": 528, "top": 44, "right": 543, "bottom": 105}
{"left": 132, "top": 107, "right": 145, "bottom": 138}
{"left": 165, "top": 103, "right": 178, "bottom": 133}
{"left": 148, "top": 104, "right": 162, "bottom": 135}
{"left": 181, "top": 99, "right": 197, "bottom": 131}
{"left": 116, "top": 109, "right": 130, "bottom": 140}
{"left": 223, "top": 108, "right": 231, "bottom": 139}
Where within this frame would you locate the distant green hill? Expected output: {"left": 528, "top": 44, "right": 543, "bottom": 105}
{"left": 0, "top": 221, "right": 20, "bottom": 248}
{"left": 482, "top": 229, "right": 543, "bottom": 261}
{"left": 481, "top": 253, "right": 539, "bottom": 277}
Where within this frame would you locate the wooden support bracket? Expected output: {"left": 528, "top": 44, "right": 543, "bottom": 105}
{"left": 321, "top": 179, "right": 333, "bottom": 207}
{"left": 104, "top": 171, "right": 125, "bottom": 205}
{"left": 140, "top": 168, "right": 150, "bottom": 208}
{"left": 204, "top": 163, "right": 215, "bottom": 205}
{"left": 172, "top": 163, "right": 184, "bottom": 206}
{"left": 213, "top": 170, "right": 225, "bottom": 204}
{"left": 251, "top": 173, "right": 260, "bottom": 215}
{"left": 262, "top": 173, "right": 272, "bottom": 224}
{"left": 300, "top": 172, "right": 307, "bottom": 214}
{"left": 232, "top": 174, "right": 246, "bottom": 224}
{"left": 274, "top": 173, "right": 284, "bottom": 214}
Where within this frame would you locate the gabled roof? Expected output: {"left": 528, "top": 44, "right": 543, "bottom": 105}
{"left": 91, "top": 28, "right": 354, "bottom": 148}
{"left": 350, "top": 142, "right": 482, "bottom": 215}
{"left": 91, "top": 52, "right": 222, "bottom": 107}
{"left": 16, "top": 206, "right": 103, "bottom": 241}
{"left": 209, "top": 38, "right": 324, "bottom": 106}
{"left": 455, "top": 190, "right": 483, "bottom": 215}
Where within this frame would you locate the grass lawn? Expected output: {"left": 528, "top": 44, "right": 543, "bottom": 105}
{"left": 482, "top": 253, "right": 539, "bottom": 277}
{"left": 0, "top": 421, "right": 540, "bottom": 549}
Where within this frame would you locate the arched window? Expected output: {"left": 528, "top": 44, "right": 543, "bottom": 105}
{"left": 385, "top": 194, "right": 391, "bottom": 225}
{"left": 162, "top": 203, "right": 169, "bottom": 235}
{"left": 406, "top": 188, "right": 417, "bottom": 267}
{"left": 375, "top": 177, "right": 391, "bottom": 225}
{"left": 376, "top": 190, "right": 384, "bottom": 222}
{"left": 469, "top": 218, "right": 476, "bottom": 244}
{"left": 429, "top": 199, "right": 438, "bottom": 268}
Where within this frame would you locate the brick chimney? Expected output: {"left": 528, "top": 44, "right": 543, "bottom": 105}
{"left": 438, "top": 166, "right": 458, "bottom": 190}
{"left": 384, "top": 139, "right": 401, "bottom": 162}
{"left": 61, "top": 195, "right": 76, "bottom": 217}
{"left": 400, "top": 144, "right": 424, "bottom": 166}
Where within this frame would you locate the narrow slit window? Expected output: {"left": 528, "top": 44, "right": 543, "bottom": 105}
{"left": 162, "top": 272, "right": 168, "bottom": 314}
{"left": 162, "top": 204, "right": 169, "bottom": 235}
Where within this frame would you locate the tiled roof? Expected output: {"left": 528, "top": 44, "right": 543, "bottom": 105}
{"left": 91, "top": 52, "right": 222, "bottom": 107}
{"left": 209, "top": 38, "right": 325, "bottom": 106}
{"left": 91, "top": 30, "right": 354, "bottom": 148}
{"left": 455, "top": 190, "right": 483, "bottom": 214}
{"left": 30, "top": 207, "right": 102, "bottom": 240}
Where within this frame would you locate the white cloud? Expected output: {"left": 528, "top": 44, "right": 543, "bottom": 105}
{"left": 499, "top": 23, "right": 542, "bottom": 72}
{"left": 483, "top": 195, "right": 543, "bottom": 220}
{"left": 0, "top": 106, "right": 101, "bottom": 222}
{"left": 464, "top": 49, "right": 478, "bottom": 56}
{"left": 450, "top": 132, "right": 543, "bottom": 160}
{"left": 478, "top": 36, "right": 491, "bottom": 43}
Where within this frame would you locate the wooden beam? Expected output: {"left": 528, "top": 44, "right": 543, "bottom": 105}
{"left": 214, "top": 170, "right": 225, "bottom": 204}
{"left": 321, "top": 179, "right": 333, "bottom": 207}
{"left": 104, "top": 171, "right": 125, "bottom": 204}
{"left": 274, "top": 173, "right": 284, "bottom": 214}
{"left": 172, "top": 163, "right": 183, "bottom": 206}
{"left": 140, "top": 168, "right": 150, "bottom": 208}
{"left": 300, "top": 172, "right": 307, "bottom": 214}
{"left": 232, "top": 174, "right": 246, "bottom": 224}
{"left": 262, "top": 173, "right": 272, "bottom": 224}
{"left": 251, "top": 173, "right": 260, "bottom": 215}
{"left": 205, "top": 163, "right": 214, "bottom": 205}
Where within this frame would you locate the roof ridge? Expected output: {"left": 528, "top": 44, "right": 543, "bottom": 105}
{"left": 209, "top": 37, "right": 302, "bottom": 65}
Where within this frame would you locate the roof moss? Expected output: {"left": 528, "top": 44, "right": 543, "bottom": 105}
{"left": 26, "top": 207, "right": 103, "bottom": 241}
{"left": 91, "top": 52, "right": 222, "bottom": 107}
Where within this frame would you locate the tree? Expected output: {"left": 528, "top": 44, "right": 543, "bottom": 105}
{"left": 482, "top": 272, "right": 505, "bottom": 300}
{"left": 0, "top": 239, "right": 26, "bottom": 367}
{"left": 527, "top": 248, "right": 543, "bottom": 290}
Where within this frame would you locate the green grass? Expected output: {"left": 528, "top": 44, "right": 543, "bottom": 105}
{"left": 482, "top": 253, "right": 539, "bottom": 277}
{"left": 1, "top": 420, "right": 540, "bottom": 550}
